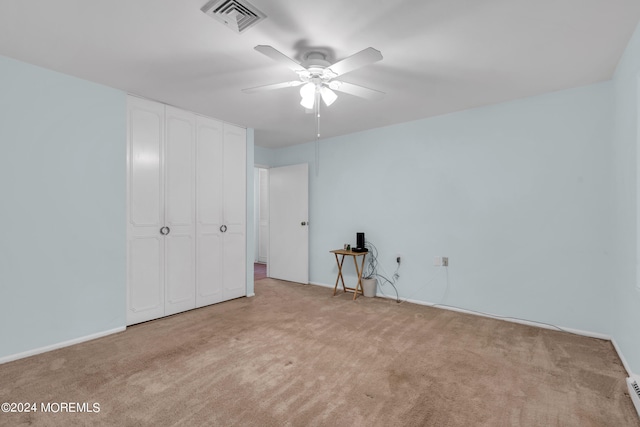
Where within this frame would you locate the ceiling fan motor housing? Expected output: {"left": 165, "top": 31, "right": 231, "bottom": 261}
{"left": 303, "top": 51, "right": 331, "bottom": 68}
{"left": 297, "top": 51, "right": 338, "bottom": 86}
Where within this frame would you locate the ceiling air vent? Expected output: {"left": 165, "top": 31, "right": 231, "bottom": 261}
{"left": 201, "top": 0, "right": 266, "bottom": 34}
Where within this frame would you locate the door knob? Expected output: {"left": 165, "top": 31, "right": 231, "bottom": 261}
{"left": 301, "top": 221, "right": 308, "bottom": 226}
{"left": 220, "top": 225, "right": 227, "bottom": 233}
{"left": 160, "top": 226, "right": 170, "bottom": 235}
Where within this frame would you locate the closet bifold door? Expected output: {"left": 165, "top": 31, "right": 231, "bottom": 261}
{"left": 195, "top": 115, "right": 224, "bottom": 307}
{"left": 163, "top": 106, "right": 196, "bottom": 316}
{"left": 195, "top": 119, "right": 247, "bottom": 307}
{"left": 126, "top": 98, "right": 197, "bottom": 325}
{"left": 127, "top": 96, "right": 245, "bottom": 324}
{"left": 126, "top": 97, "right": 166, "bottom": 325}
{"left": 221, "top": 123, "right": 247, "bottom": 301}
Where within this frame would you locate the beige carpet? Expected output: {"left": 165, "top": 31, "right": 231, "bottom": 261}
{"left": 1, "top": 278, "right": 638, "bottom": 426}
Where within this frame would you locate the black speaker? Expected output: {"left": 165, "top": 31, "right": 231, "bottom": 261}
{"left": 353, "top": 232, "right": 368, "bottom": 252}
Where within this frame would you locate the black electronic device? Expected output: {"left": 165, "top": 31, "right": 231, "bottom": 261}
{"left": 353, "top": 232, "right": 368, "bottom": 253}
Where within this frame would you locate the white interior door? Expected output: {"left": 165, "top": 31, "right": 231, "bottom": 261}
{"left": 269, "top": 163, "right": 309, "bottom": 284}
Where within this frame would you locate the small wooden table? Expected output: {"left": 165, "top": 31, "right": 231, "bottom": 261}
{"left": 330, "top": 249, "right": 368, "bottom": 300}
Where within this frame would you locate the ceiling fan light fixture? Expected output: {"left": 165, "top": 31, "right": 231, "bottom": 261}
{"left": 300, "top": 96, "right": 315, "bottom": 110}
{"left": 320, "top": 86, "right": 337, "bottom": 106}
{"left": 300, "top": 82, "right": 316, "bottom": 109}
{"left": 300, "top": 82, "right": 315, "bottom": 98}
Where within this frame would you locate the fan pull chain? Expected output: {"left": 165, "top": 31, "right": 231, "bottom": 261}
{"left": 315, "top": 91, "right": 320, "bottom": 176}
{"left": 316, "top": 99, "right": 321, "bottom": 139}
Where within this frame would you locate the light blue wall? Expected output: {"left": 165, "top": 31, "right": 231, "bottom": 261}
{"left": 0, "top": 56, "right": 258, "bottom": 360}
{"left": 263, "top": 81, "right": 615, "bottom": 338}
{"left": 255, "top": 144, "right": 274, "bottom": 166}
{"left": 0, "top": 56, "right": 127, "bottom": 359}
{"left": 611, "top": 21, "right": 640, "bottom": 372}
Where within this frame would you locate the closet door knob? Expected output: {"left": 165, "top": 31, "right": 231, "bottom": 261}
{"left": 220, "top": 225, "right": 227, "bottom": 233}
{"left": 160, "top": 226, "right": 170, "bottom": 235}
{"left": 301, "top": 221, "right": 307, "bottom": 226}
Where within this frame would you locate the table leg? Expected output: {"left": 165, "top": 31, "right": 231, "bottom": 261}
{"left": 352, "top": 253, "right": 367, "bottom": 300}
{"left": 333, "top": 253, "right": 346, "bottom": 296}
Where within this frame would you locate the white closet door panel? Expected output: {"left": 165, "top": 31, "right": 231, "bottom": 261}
{"left": 165, "top": 107, "right": 195, "bottom": 227}
{"left": 164, "top": 106, "right": 196, "bottom": 315}
{"left": 127, "top": 96, "right": 165, "bottom": 325}
{"left": 196, "top": 116, "right": 224, "bottom": 226}
{"left": 195, "top": 115, "right": 226, "bottom": 307}
{"left": 196, "top": 232, "right": 223, "bottom": 307}
{"left": 128, "top": 237, "right": 164, "bottom": 324}
{"left": 223, "top": 231, "right": 246, "bottom": 300}
{"left": 165, "top": 234, "right": 195, "bottom": 315}
{"left": 223, "top": 123, "right": 246, "bottom": 227}
{"left": 129, "top": 100, "right": 163, "bottom": 227}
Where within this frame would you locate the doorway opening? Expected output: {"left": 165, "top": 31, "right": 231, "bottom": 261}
{"left": 253, "top": 163, "right": 309, "bottom": 284}
{"left": 254, "top": 166, "right": 269, "bottom": 281}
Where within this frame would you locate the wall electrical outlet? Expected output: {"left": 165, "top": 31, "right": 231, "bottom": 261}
{"left": 434, "top": 256, "right": 449, "bottom": 267}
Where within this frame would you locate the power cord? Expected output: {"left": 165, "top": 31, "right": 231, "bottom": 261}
{"left": 426, "top": 301, "right": 568, "bottom": 333}
{"left": 396, "top": 267, "right": 446, "bottom": 304}
{"left": 398, "top": 263, "right": 567, "bottom": 333}
{"left": 364, "top": 241, "right": 400, "bottom": 302}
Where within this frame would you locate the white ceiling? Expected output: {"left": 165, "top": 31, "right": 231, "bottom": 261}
{"left": 0, "top": 0, "right": 638, "bottom": 148}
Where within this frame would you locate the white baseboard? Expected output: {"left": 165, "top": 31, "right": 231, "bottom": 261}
{"left": 309, "top": 281, "right": 334, "bottom": 289}
{"left": 385, "top": 293, "right": 616, "bottom": 341}
{"left": 0, "top": 326, "right": 126, "bottom": 365}
{"left": 246, "top": 293, "right": 256, "bottom": 297}
{"left": 613, "top": 339, "right": 635, "bottom": 378}
{"left": 559, "top": 326, "right": 612, "bottom": 340}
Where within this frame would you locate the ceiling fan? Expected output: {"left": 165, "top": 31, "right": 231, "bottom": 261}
{"left": 242, "top": 45, "right": 384, "bottom": 110}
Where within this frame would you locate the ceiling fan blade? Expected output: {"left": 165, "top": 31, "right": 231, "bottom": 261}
{"left": 254, "top": 45, "right": 306, "bottom": 72}
{"left": 331, "top": 81, "right": 385, "bottom": 101}
{"left": 328, "top": 47, "right": 383, "bottom": 77}
{"left": 242, "top": 80, "right": 303, "bottom": 94}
